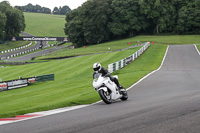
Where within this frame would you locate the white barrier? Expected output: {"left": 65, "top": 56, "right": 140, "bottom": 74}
{"left": 3, "top": 47, "right": 39, "bottom": 60}
{"left": 0, "top": 42, "right": 43, "bottom": 60}
{"left": 108, "top": 42, "right": 150, "bottom": 73}
{"left": 0, "top": 42, "right": 32, "bottom": 54}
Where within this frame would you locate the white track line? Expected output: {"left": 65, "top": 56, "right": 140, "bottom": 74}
{"left": 0, "top": 45, "right": 169, "bottom": 126}
{"left": 127, "top": 45, "right": 169, "bottom": 90}
{"left": 194, "top": 44, "right": 200, "bottom": 55}
{"left": 0, "top": 105, "right": 89, "bottom": 125}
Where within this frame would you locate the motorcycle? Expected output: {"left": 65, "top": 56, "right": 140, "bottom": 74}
{"left": 92, "top": 73, "right": 128, "bottom": 104}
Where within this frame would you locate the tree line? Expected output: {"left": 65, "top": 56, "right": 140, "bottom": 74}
{"left": 53, "top": 6, "right": 71, "bottom": 15}
{"left": 0, "top": 1, "right": 25, "bottom": 43}
{"left": 65, "top": 0, "right": 200, "bottom": 47}
{"left": 15, "top": 3, "right": 51, "bottom": 14}
{"left": 15, "top": 4, "right": 71, "bottom": 15}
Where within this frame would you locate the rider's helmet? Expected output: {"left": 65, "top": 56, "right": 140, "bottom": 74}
{"left": 93, "top": 63, "right": 101, "bottom": 72}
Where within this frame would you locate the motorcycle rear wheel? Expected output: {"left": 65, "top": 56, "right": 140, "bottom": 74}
{"left": 98, "top": 89, "right": 112, "bottom": 104}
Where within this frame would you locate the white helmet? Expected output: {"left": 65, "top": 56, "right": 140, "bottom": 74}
{"left": 93, "top": 63, "right": 101, "bottom": 72}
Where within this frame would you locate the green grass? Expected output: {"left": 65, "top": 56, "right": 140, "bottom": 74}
{"left": 134, "top": 35, "right": 200, "bottom": 45}
{"left": 37, "top": 39, "right": 142, "bottom": 59}
{"left": 0, "top": 44, "right": 166, "bottom": 118}
{"left": 24, "top": 12, "right": 66, "bottom": 37}
{"left": 196, "top": 44, "right": 200, "bottom": 51}
{"left": 0, "top": 41, "right": 31, "bottom": 53}
{"left": 36, "top": 35, "right": 200, "bottom": 60}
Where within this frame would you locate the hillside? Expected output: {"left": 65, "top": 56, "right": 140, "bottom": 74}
{"left": 24, "top": 12, "right": 66, "bottom": 37}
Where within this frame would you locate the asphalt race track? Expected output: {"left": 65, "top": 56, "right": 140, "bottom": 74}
{"left": 1, "top": 32, "right": 68, "bottom": 61}
{"left": 1, "top": 45, "right": 200, "bottom": 133}
{"left": 6, "top": 45, "right": 68, "bottom": 61}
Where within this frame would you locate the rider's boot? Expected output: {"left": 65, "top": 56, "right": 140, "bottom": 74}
{"left": 119, "top": 85, "right": 125, "bottom": 91}
{"left": 116, "top": 83, "right": 125, "bottom": 92}
{"left": 113, "top": 78, "right": 125, "bottom": 92}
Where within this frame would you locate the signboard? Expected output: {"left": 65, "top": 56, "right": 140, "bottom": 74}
{"left": 7, "top": 79, "right": 28, "bottom": 90}
{"left": 6, "top": 37, "right": 69, "bottom": 42}
{"left": 22, "top": 37, "right": 56, "bottom": 41}
{"left": 0, "top": 83, "right": 7, "bottom": 91}
{"left": 28, "top": 78, "right": 36, "bottom": 83}
{"left": 0, "top": 74, "right": 54, "bottom": 91}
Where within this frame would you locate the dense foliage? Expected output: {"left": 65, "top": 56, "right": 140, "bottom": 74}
{"left": 53, "top": 6, "right": 71, "bottom": 15}
{"left": 65, "top": 0, "right": 200, "bottom": 47}
{"left": 0, "top": 1, "right": 25, "bottom": 43}
{"left": 15, "top": 4, "right": 71, "bottom": 15}
{"left": 15, "top": 3, "right": 51, "bottom": 14}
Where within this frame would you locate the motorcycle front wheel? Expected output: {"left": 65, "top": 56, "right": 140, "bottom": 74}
{"left": 120, "top": 89, "right": 128, "bottom": 101}
{"left": 98, "top": 89, "right": 112, "bottom": 104}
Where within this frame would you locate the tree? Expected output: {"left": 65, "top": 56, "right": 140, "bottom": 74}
{"left": 139, "top": 0, "right": 176, "bottom": 34}
{"left": 109, "top": 0, "right": 149, "bottom": 37}
{"left": 53, "top": 7, "right": 59, "bottom": 14}
{"left": 60, "top": 6, "right": 71, "bottom": 15}
{"left": 27, "top": 3, "right": 34, "bottom": 12}
{"left": 0, "top": 1, "right": 25, "bottom": 38}
{"left": 43, "top": 7, "right": 51, "bottom": 14}
{"left": 4, "top": 8, "right": 25, "bottom": 37}
{"left": 65, "top": 0, "right": 113, "bottom": 47}
{"left": 158, "top": 0, "right": 177, "bottom": 33}
{"left": 176, "top": 0, "right": 200, "bottom": 34}
{"left": 35, "top": 4, "right": 42, "bottom": 12}
{"left": 53, "top": 6, "right": 71, "bottom": 15}
{"left": 15, "top": 3, "right": 51, "bottom": 14}
{"left": 0, "top": 11, "right": 6, "bottom": 41}
{"left": 65, "top": 9, "right": 85, "bottom": 47}
{"left": 81, "top": 0, "right": 112, "bottom": 44}
{"left": 65, "top": 0, "right": 200, "bottom": 46}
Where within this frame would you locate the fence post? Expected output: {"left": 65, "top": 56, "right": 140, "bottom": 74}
{"left": 113, "top": 63, "right": 116, "bottom": 72}
{"left": 107, "top": 42, "right": 150, "bottom": 73}
{"left": 118, "top": 61, "right": 121, "bottom": 69}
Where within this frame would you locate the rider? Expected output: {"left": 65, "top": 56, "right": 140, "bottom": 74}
{"left": 93, "top": 62, "right": 124, "bottom": 90}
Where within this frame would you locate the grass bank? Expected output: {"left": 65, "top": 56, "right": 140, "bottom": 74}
{"left": 0, "top": 41, "right": 31, "bottom": 53}
{"left": 36, "top": 35, "right": 200, "bottom": 60}
{"left": 37, "top": 41, "right": 142, "bottom": 60}
{"left": 24, "top": 12, "right": 66, "bottom": 37}
{"left": 0, "top": 44, "right": 166, "bottom": 118}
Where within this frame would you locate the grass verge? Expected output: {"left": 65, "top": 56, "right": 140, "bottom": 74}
{"left": 24, "top": 12, "right": 66, "bottom": 37}
{"left": 196, "top": 44, "right": 200, "bottom": 52}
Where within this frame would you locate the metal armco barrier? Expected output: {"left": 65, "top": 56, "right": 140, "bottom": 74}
{"left": 108, "top": 42, "right": 150, "bottom": 73}
{"left": 0, "top": 74, "right": 54, "bottom": 91}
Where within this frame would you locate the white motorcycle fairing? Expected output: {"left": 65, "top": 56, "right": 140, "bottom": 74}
{"left": 97, "top": 87, "right": 108, "bottom": 92}
{"left": 93, "top": 73, "right": 122, "bottom": 101}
